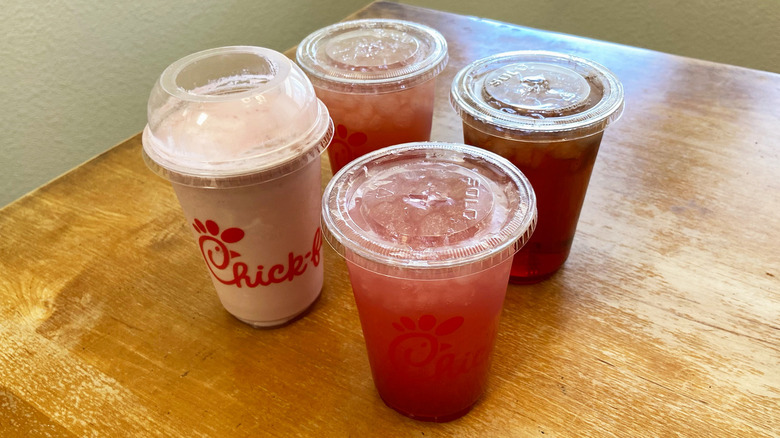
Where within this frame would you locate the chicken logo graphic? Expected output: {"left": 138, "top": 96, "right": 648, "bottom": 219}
{"left": 387, "top": 314, "right": 490, "bottom": 379}
{"left": 329, "top": 124, "right": 368, "bottom": 171}
{"left": 389, "top": 315, "right": 464, "bottom": 368}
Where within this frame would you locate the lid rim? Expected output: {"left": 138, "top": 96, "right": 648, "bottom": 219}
{"left": 321, "top": 142, "right": 537, "bottom": 277}
{"left": 159, "top": 46, "right": 292, "bottom": 103}
{"left": 142, "top": 103, "right": 334, "bottom": 188}
{"left": 304, "top": 55, "right": 448, "bottom": 92}
{"left": 450, "top": 50, "right": 625, "bottom": 136}
{"left": 296, "top": 19, "right": 448, "bottom": 94}
{"left": 453, "top": 95, "right": 626, "bottom": 137}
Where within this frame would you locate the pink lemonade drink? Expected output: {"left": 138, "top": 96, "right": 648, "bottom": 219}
{"left": 297, "top": 19, "right": 448, "bottom": 173}
{"left": 345, "top": 257, "right": 512, "bottom": 422}
{"left": 451, "top": 51, "right": 624, "bottom": 284}
{"left": 322, "top": 143, "right": 537, "bottom": 422}
{"left": 142, "top": 47, "right": 333, "bottom": 327}
{"left": 313, "top": 80, "right": 435, "bottom": 172}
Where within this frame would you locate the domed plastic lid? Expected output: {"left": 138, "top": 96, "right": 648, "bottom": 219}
{"left": 296, "top": 19, "right": 448, "bottom": 94}
{"left": 450, "top": 51, "right": 624, "bottom": 140}
{"left": 322, "top": 142, "right": 537, "bottom": 279}
{"left": 142, "top": 46, "right": 333, "bottom": 188}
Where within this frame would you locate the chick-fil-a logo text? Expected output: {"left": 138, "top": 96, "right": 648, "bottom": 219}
{"left": 192, "top": 218, "right": 322, "bottom": 288}
{"left": 389, "top": 315, "right": 489, "bottom": 380}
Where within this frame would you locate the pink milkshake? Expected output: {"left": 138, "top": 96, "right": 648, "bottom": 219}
{"left": 296, "top": 19, "right": 448, "bottom": 173}
{"left": 142, "top": 46, "right": 333, "bottom": 327}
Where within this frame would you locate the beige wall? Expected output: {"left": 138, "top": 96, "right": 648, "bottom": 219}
{"left": 2, "top": 0, "right": 778, "bottom": 208}
{"left": 401, "top": 0, "right": 780, "bottom": 73}
{"left": 0, "top": 0, "right": 367, "bottom": 208}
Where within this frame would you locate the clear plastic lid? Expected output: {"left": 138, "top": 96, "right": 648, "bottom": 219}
{"left": 142, "top": 46, "right": 333, "bottom": 188}
{"left": 322, "top": 142, "right": 537, "bottom": 279}
{"left": 296, "top": 19, "right": 448, "bottom": 94}
{"left": 450, "top": 51, "right": 624, "bottom": 141}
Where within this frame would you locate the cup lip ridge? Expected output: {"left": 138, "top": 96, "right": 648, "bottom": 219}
{"left": 142, "top": 111, "right": 333, "bottom": 188}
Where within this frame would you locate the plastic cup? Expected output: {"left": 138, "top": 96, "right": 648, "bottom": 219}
{"left": 450, "top": 51, "right": 624, "bottom": 284}
{"left": 322, "top": 142, "right": 537, "bottom": 422}
{"left": 296, "top": 19, "right": 448, "bottom": 173}
{"left": 142, "top": 46, "right": 334, "bottom": 327}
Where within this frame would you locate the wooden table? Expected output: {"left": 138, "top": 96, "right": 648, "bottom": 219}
{"left": 2, "top": 2, "right": 778, "bottom": 436}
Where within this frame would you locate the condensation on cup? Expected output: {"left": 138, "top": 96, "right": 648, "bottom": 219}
{"left": 321, "top": 142, "right": 537, "bottom": 422}
{"left": 296, "top": 19, "right": 448, "bottom": 173}
{"left": 450, "top": 51, "right": 624, "bottom": 284}
{"left": 142, "top": 46, "right": 334, "bottom": 327}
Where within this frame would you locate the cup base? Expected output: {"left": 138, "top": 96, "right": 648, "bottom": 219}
{"left": 508, "top": 270, "right": 558, "bottom": 285}
{"left": 231, "top": 289, "right": 322, "bottom": 329}
{"left": 381, "top": 396, "right": 476, "bottom": 423}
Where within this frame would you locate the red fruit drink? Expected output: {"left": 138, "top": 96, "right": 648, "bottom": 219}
{"left": 314, "top": 80, "right": 436, "bottom": 172}
{"left": 142, "top": 47, "right": 333, "bottom": 327}
{"left": 297, "top": 19, "right": 448, "bottom": 173}
{"left": 346, "top": 258, "right": 511, "bottom": 422}
{"left": 451, "top": 52, "right": 625, "bottom": 283}
{"left": 322, "top": 142, "right": 537, "bottom": 422}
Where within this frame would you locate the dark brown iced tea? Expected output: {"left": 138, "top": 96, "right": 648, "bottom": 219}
{"left": 463, "top": 126, "right": 603, "bottom": 282}
{"left": 450, "top": 51, "right": 624, "bottom": 283}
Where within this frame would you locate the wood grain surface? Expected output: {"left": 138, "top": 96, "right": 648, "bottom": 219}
{"left": 1, "top": 1, "right": 778, "bottom": 436}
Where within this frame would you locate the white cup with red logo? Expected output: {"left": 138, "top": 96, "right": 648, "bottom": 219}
{"left": 142, "top": 46, "right": 333, "bottom": 327}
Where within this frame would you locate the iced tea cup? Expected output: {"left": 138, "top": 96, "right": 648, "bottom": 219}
{"left": 296, "top": 19, "right": 448, "bottom": 173}
{"left": 322, "top": 143, "right": 537, "bottom": 422}
{"left": 450, "top": 51, "right": 624, "bottom": 284}
{"left": 142, "top": 46, "right": 334, "bottom": 327}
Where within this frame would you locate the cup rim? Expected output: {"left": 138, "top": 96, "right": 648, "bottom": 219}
{"left": 321, "top": 142, "right": 537, "bottom": 279}
{"left": 450, "top": 50, "right": 625, "bottom": 141}
{"left": 296, "top": 19, "right": 449, "bottom": 94}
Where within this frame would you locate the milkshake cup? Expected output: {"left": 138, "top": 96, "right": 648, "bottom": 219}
{"left": 296, "top": 19, "right": 448, "bottom": 173}
{"left": 142, "top": 46, "right": 334, "bottom": 327}
{"left": 322, "top": 142, "right": 537, "bottom": 422}
{"left": 450, "top": 51, "right": 624, "bottom": 284}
